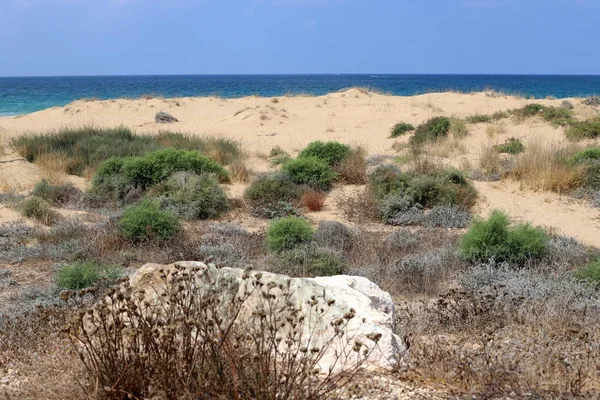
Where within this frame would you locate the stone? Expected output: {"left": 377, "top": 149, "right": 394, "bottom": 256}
{"left": 128, "top": 261, "right": 407, "bottom": 372}
{"left": 155, "top": 111, "right": 178, "bottom": 123}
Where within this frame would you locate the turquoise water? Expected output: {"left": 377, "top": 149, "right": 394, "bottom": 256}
{"left": 1, "top": 74, "right": 600, "bottom": 116}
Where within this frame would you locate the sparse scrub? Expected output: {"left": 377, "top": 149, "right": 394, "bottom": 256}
{"left": 269, "top": 145, "right": 288, "bottom": 158}
{"left": 449, "top": 118, "right": 468, "bottom": 138}
{"left": 266, "top": 216, "right": 313, "bottom": 252}
{"left": 582, "top": 96, "right": 600, "bottom": 106}
{"left": 118, "top": 199, "right": 181, "bottom": 242}
{"left": 245, "top": 173, "right": 304, "bottom": 218}
{"left": 228, "top": 161, "right": 251, "bottom": 183}
{"left": 282, "top": 157, "right": 337, "bottom": 190}
{"left": 389, "top": 122, "right": 414, "bottom": 138}
{"left": 31, "top": 179, "right": 83, "bottom": 206}
{"left": 494, "top": 138, "right": 524, "bottom": 154}
{"left": 410, "top": 117, "right": 451, "bottom": 146}
{"left": 569, "top": 147, "right": 600, "bottom": 164}
{"left": 300, "top": 190, "right": 327, "bottom": 212}
{"left": 511, "top": 104, "right": 574, "bottom": 126}
{"left": 298, "top": 141, "right": 351, "bottom": 166}
{"left": 334, "top": 146, "right": 367, "bottom": 184}
{"left": 153, "top": 132, "right": 245, "bottom": 165}
{"left": 424, "top": 205, "right": 471, "bottom": 228}
{"left": 565, "top": 117, "right": 600, "bottom": 140}
{"left": 152, "top": 172, "right": 229, "bottom": 220}
{"left": 19, "top": 196, "right": 58, "bottom": 225}
{"left": 55, "top": 261, "right": 122, "bottom": 290}
{"left": 466, "top": 114, "right": 492, "bottom": 124}
{"left": 272, "top": 243, "right": 344, "bottom": 277}
{"left": 561, "top": 99, "right": 574, "bottom": 110}
{"left": 574, "top": 258, "right": 600, "bottom": 285}
{"left": 459, "top": 210, "right": 549, "bottom": 265}
{"left": 314, "top": 220, "right": 352, "bottom": 253}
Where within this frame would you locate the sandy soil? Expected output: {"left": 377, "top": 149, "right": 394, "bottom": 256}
{"left": 1, "top": 89, "right": 599, "bottom": 245}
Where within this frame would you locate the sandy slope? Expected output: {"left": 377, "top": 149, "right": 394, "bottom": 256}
{"left": 1, "top": 89, "right": 599, "bottom": 245}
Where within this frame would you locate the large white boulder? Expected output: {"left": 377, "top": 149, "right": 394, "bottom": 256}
{"left": 129, "top": 261, "right": 407, "bottom": 372}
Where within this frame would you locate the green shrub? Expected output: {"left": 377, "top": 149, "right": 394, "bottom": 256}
{"left": 574, "top": 258, "right": 600, "bottom": 285}
{"left": 118, "top": 199, "right": 181, "bottom": 242}
{"left": 19, "top": 196, "right": 57, "bottom": 224}
{"left": 459, "top": 210, "right": 549, "bottom": 264}
{"left": 512, "top": 104, "right": 545, "bottom": 118}
{"left": 282, "top": 157, "right": 337, "bottom": 190}
{"left": 93, "top": 148, "right": 229, "bottom": 197}
{"left": 582, "top": 161, "right": 600, "bottom": 190}
{"left": 368, "top": 165, "right": 410, "bottom": 200}
{"left": 153, "top": 172, "right": 229, "bottom": 220}
{"left": 266, "top": 217, "right": 314, "bottom": 252}
{"left": 269, "top": 145, "right": 288, "bottom": 158}
{"left": 566, "top": 117, "right": 600, "bottom": 140}
{"left": 467, "top": 114, "right": 492, "bottom": 124}
{"left": 389, "top": 123, "right": 415, "bottom": 138}
{"left": 56, "top": 261, "right": 122, "bottom": 290}
{"left": 298, "top": 141, "right": 351, "bottom": 166}
{"left": 541, "top": 106, "right": 574, "bottom": 126}
{"left": 568, "top": 147, "right": 600, "bottom": 165}
{"left": 32, "top": 180, "right": 82, "bottom": 206}
{"left": 494, "top": 138, "right": 524, "bottom": 154}
{"left": 449, "top": 118, "right": 469, "bottom": 138}
{"left": 410, "top": 117, "right": 451, "bottom": 146}
{"left": 245, "top": 173, "right": 304, "bottom": 218}
{"left": 154, "top": 133, "right": 244, "bottom": 165}
{"left": 276, "top": 244, "right": 344, "bottom": 276}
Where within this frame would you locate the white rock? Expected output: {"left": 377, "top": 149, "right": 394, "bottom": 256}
{"left": 128, "top": 261, "right": 407, "bottom": 372}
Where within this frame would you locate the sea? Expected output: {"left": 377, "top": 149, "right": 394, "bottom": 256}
{"left": 1, "top": 74, "right": 600, "bottom": 116}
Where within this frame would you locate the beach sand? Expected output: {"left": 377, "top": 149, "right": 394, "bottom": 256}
{"left": 1, "top": 89, "right": 599, "bottom": 245}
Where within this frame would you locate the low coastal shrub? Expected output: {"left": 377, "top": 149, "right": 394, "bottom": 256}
{"left": 334, "top": 146, "right": 367, "bottom": 184}
{"left": 118, "top": 199, "right": 181, "bottom": 242}
{"left": 282, "top": 157, "right": 337, "bottom": 190}
{"left": 565, "top": 117, "right": 600, "bottom": 140}
{"left": 245, "top": 173, "right": 304, "bottom": 218}
{"left": 459, "top": 210, "right": 549, "bottom": 265}
{"left": 31, "top": 180, "right": 82, "bottom": 206}
{"left": 266, "top": 217, "right": 313, "bottom": 252}
{"left": 449, "top": 118, "right": 469, "bottom": 138}
{"left": 300, "top": 190, "right": 327, "bottom": 212}
{"left": 273, "top": 244, "right": 344, "bottom": 277}
{"left": 569, "top": 147, "right": 600, "bottom": 165}
{"left": 12, "top": 127, "right": 244, "bottom": 177}
{"left": 467, "top": 114, "right": 493, "bottom": 124}
{"left": 314, "top": 220, "right": 352, "bottom": 253}
{"left": 93, "top": 148, "right": 229, "bottom": 200}
{"left": 298, "top": 141, "right": 351, "bottom": 166}
{"left": 574, "top": 258, "right": 600, "bottom": 285}
{"left": 512, "top": 103, "right": 545, "bottom": 119}
{"left": 19, "top": 196, "right": 57, "bottom": 225}
{"left": 494, "top": 138, "right": 524, "bottom": 154}
{"left": 389, "top": 122, "right": 414, "bottom": 138}
{"left": 55, "top": 261, "right": 122, "bottom": 290}
{"left": 153, "top": 172, "right": 229, "bottom": 220}
{"left": 511, "top": 104, "right": 574, "bottom": 126}
{"left": 410, "top": 117, "right": 451, "bottom": 146}
{"left": 582, "top": 96, "right": 600, "bottom": 107}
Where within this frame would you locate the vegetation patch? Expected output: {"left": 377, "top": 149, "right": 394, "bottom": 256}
{"left": 266, "top": 217, "right": 313, "bottom": 252}
{"left": 282, "top": 157, "right": 337, "bottom": 190}
{"left": 494, "top": 138, "right": 524, "bottom": 154}
{"left": 389, "top": 122, "right": 414, "bottom": 138}
{"left": 410, "top": 117, "right": 451, "bottom": 146}
{"left": 244, "top": 173, "right": 304, "bottom": 219}
{"left": 565, "top": 117, "right": 600, "bottom": 140}
{"left": 273, "top": 244, "right": 344, "bottom": 277}
{"left": 459, "top": 210, "right": 549, "bottom": 265}
{"left": 19, "top": 196, "right": 58, "bottom": 225}
{"left": 118, "top": 199, "right": 181, "bottom": 242}
{"left": 574, "top": 258, "right": 600, "bottom": 285}
{"left": 55, "top": 261, "right": 122, "bottom": 290}
{"left": 298, "top": 141, "right": 351, "bottom": 166}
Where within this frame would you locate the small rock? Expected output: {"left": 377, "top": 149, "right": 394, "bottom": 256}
{"left": 155, "top": 111, "right": 179, "bottom": 123}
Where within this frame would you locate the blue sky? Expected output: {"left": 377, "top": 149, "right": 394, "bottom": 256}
{"left": 0, "top": 0, "right": 598, "bottom": 76}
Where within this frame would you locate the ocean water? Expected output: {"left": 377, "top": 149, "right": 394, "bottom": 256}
{"left": 1, "top": 74, "right": 600, "bottom": 116}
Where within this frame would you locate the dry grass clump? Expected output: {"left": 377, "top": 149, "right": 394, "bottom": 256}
{"left": 336, "top": 186, "right": 380, "bottom": 223}
{"left": 229, "top": 161, "right": 251, "bottom": 183}
{"left": 334, "top": 146, "right": 367, "bottom": 184}
{"left": 300, "top": 190, "right": 327, "bottom": 212}
{"left": 477, "top": 143, "right": 503, "bottom": 176}
{"left": 510, "top": 139, "right": 583, "bottom": 193}
{"left": 64, "top": 265, "right": 372, "bottom": 399}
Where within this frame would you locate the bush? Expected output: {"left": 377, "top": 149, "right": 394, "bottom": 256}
{"left": 269, "top": 145, "right": 287, "bottom": 158}
{"left": 31, "top": 179, "right": 82, "bottom": 206}
{"left": 298, "top": 141, "right": 351, "bottom": 166}
{"left": 266, "top": 217, "right": 313, "bottom": 252}
{"left": 513, "top": 103, "right": 545, "bottom": 118}
{"left": 274, "top": 244, "right": 344, "bottom": 277}
{"left": 19, "top": 196, "right": 57, "bottom": 225}
{"left": 574, "top": 258, "right": 600, "bottom": 285}
{"left": 299, "top": 190, "right": 327, "bottom": 212}
{"left": 314, "top": 221, "right": 352, "bottom": 253}
{"left": 566, "top": 118, "right": 600, "bottom": 140}
{"left": 153, "top": 172, "right": 229, "bottom": 220}
{"left": 245, "top": 173, "right": 304, "bottom": 218}
{"left": 582, "top": 161, "right": 600, "bottom": 190}
{"left": 282, "top": 157, "right": 337, "bottom": 190}
{"left": 368, "top": 164, "right": 410, "bottom": 200}
{"left": 334, "top": 147, "right": 367, "bottom": 184}
{"left": 494, "top": 138, "right": 524, "bottom": 154}
{"left": 561, "top": 100, "right": 574, "bottom": 110}
{"left": 389, "top": 122, "right": 414, "bottom": 138}
{"left": 467, "top": 114, "right": 492, "bottom": 124}
{"left": 540, "top": 106, "right": 573, "bottom": 126}
{"left": 449, "top": 118, "right": 469, "bottom": 138}
{"left": 118, "top": 199, "right": 181, "bottom": 242}
{"left": 424, "top": 205, "right": 471, "bottom": 228}
{"left": 93, "top": 148, "right": 229, "bottom": 197}
{"left": 569, "top": 147, "right": 600, "bottom": 165}
{"left": 410, "top": 117, "right": 451, "bottom": 146}
{"left": 459, "top": 210, "right": 549, "bottom": 265}
{"left": 582, "top": 96, "right": 600, "bottom": 107}
{"left": 55, "top": 261, "right": 122, "bottom": 290}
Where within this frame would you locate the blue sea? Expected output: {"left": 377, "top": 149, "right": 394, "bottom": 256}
{"left": 1, "top": 74, "right": 600, "bottom": 116}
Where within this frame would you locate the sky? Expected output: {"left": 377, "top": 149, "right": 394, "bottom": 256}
{"left": 0, "top": 0, "right": 598, "bottom": 76}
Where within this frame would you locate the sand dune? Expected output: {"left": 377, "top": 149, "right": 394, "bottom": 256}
{"left": 1, "top": 89, "right": 599, "bottom": 245}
